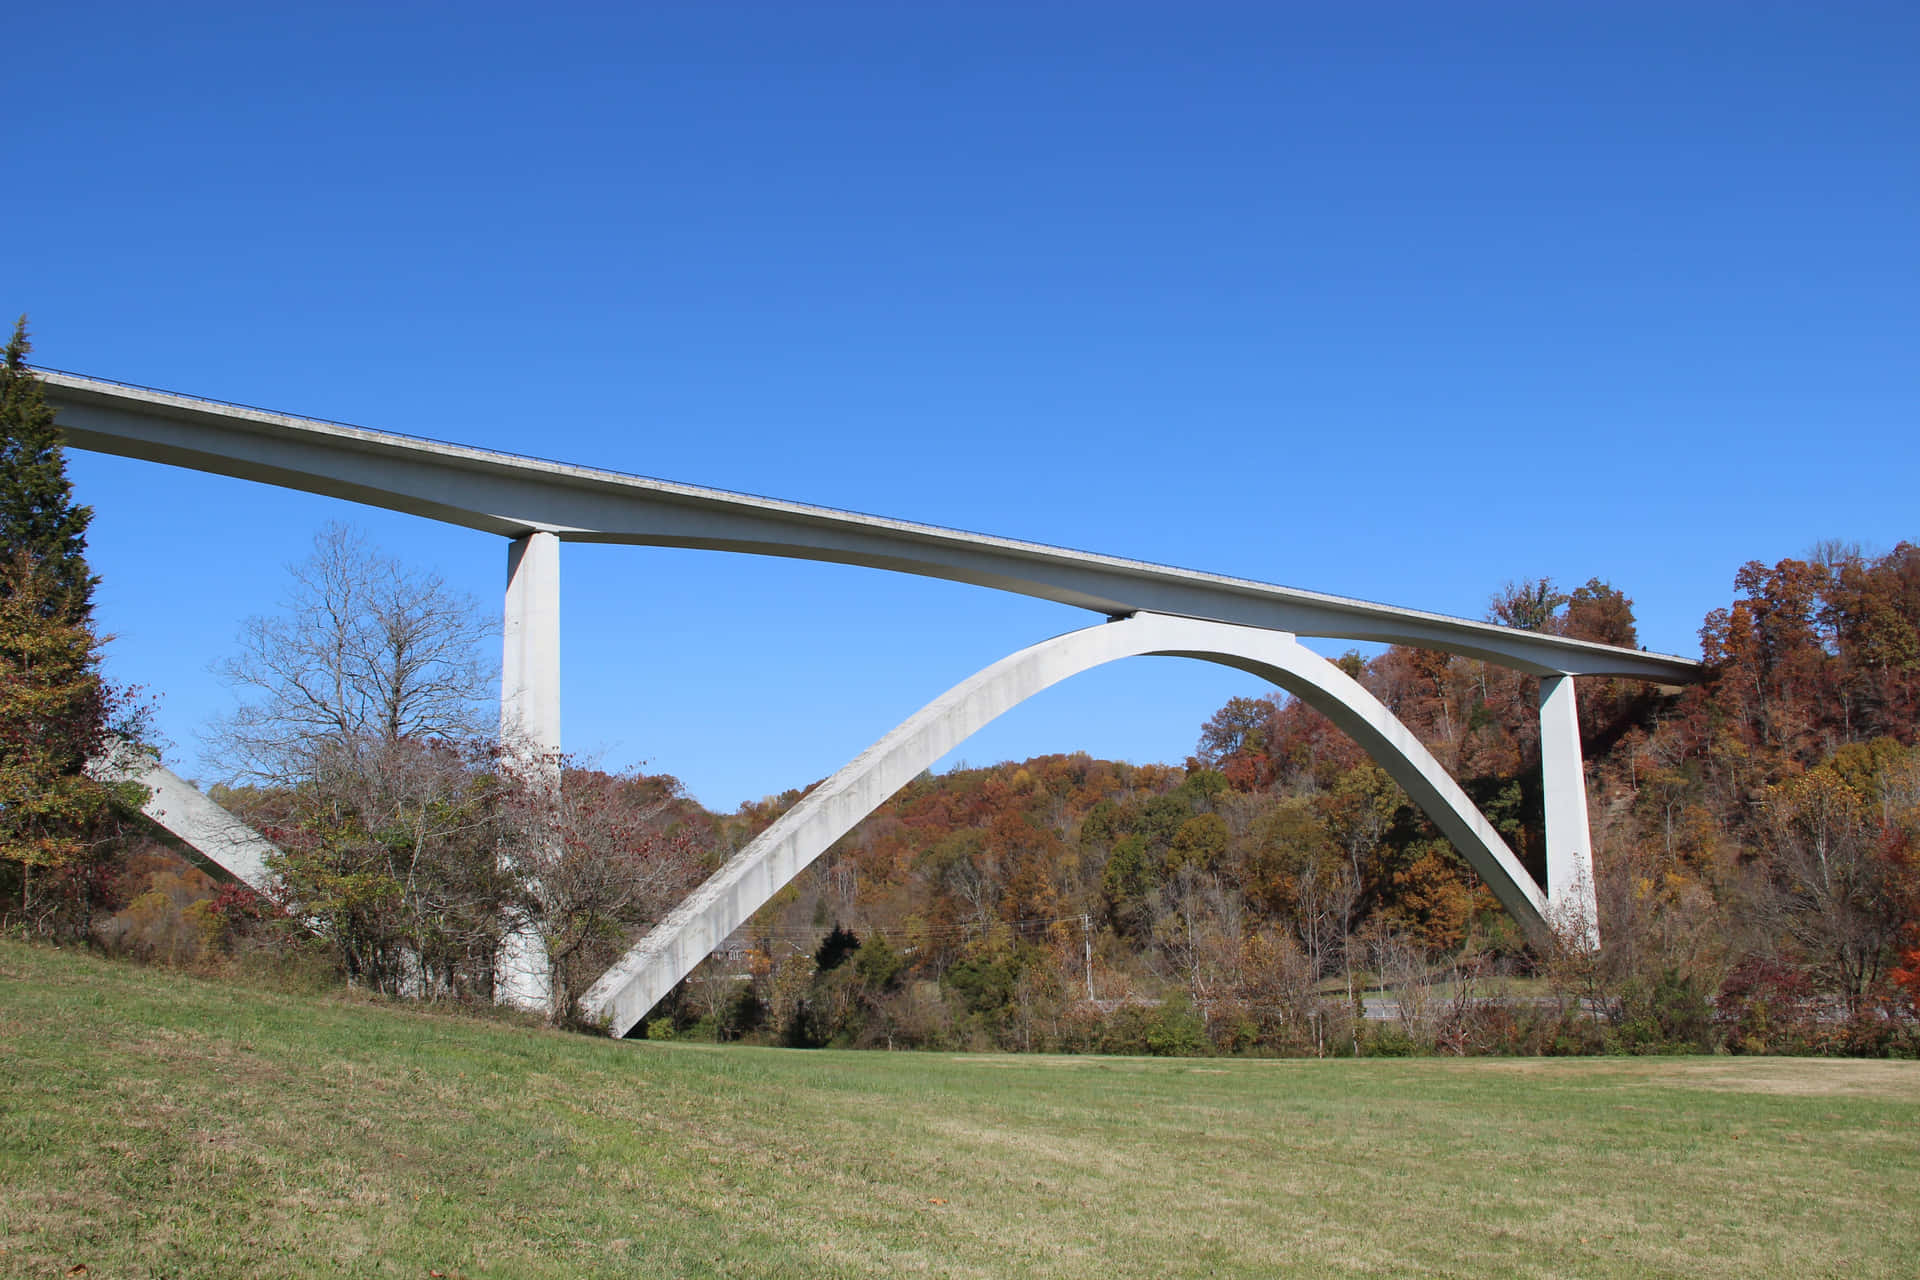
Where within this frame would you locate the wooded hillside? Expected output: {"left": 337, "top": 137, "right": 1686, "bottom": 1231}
{"left": 652, "top": 548, "right": 1920, "bottom": 1056}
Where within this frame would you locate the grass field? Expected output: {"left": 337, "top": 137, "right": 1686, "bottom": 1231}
{"left": 2, "top": 941, "right": 1916, "bottom": 1279}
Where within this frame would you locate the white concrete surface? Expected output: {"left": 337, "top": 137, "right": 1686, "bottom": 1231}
{"left": 501, "top": 530, "right": 561, "bottom": 762}
{"left": 87, "top": 739, "right": 279, "bottom": 891}
{"left": 495, "top": 913, "right": 554, "bottom": 1012}
{"left": 1538, "top": 674, "right": 1600, "bottom": 948}
{"left": 495, "top": 532, "right": 562, "bottom": 1012}
{"left": 580, "top": 613, "right": 1557, "bottom": 1038}
{"left": 42, "top": 370, "right": 1700, "bottom": 682}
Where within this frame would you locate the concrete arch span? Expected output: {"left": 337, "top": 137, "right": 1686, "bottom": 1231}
{"left": 581, "top": 612, "right": 1575, "bottom": 1039}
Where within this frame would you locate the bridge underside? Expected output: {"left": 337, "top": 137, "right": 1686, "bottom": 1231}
{"left": 44, "top": 368, "right": 1699, "bottom": 681}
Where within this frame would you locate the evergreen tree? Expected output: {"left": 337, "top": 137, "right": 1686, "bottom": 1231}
{"left": 0, "top": 317, "right": 126, "bottom": 934}
{"left": 0, "top": 318, "right": 96, "bottom": 620}
{"left": 0, "top": 556, "right": 122, "bottom": 930}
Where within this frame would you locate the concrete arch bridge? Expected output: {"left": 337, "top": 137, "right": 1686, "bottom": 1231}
{"left": 41, "top": 370, "right": 1700, "bottom": 1036}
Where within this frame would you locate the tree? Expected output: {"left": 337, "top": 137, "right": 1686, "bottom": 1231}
{"left": 0, "top": 558, "right": 138, "bottom": 932}
{"left": 1562, "top": 578, "right": 1638, "bottom": 649}
{"left": 1195, "top": 695, "right": 1275, "bottom": 768}
{"left": 510, "top": 763, "right": 706, "bottom": 1023}
{"left": 211, "top": 528, "right": 713, "bottom": 1017}
{"left": 1488, "top": 578, "right": 1566, "bottom": 633}
{"left": 0, "top": 319, "right": 96, "bottom": 619}
{"left": 252, "top": 735, "right": 515, "bottom": 998}
{"left": 1760, "top": 766, "right": 1903, "bottom": 1012}
{"left": 1826, "top": 543, "right": 1920, "bottom": 741}
{"left": 1699, "top": 555, "right": 1840, "bottom": 765}
{"left": 0, "top": 323, "right": 138, "bottom": 934}
{"left": 1166, "top": 812, "right": 1229, "bottom": 874}
{"left": 208, "top": 523, "right": 509, "bottom": 993}
{"left": 210, "top": 523, "right": 494, "bottom": 783}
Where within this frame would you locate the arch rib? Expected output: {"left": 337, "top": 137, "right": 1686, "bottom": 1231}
{"left": 581, "top": 612, "right": 1565, "bottom": 1038}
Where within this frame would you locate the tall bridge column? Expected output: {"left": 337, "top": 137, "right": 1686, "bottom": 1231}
{"left": 1539, "top": 674, "right": 1599, "bottom": 950}
{"left": 502, "top": 530, "right": 562, "bottom": 760}
{"left": 497, "top": 530, "right": 561, "bottom": 1011}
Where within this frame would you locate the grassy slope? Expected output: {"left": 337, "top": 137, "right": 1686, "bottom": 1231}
{"left": 1, "top": 942, "right": 1916, "bottom": 1279}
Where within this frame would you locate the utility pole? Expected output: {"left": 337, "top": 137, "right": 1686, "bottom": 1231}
{"left": 1081, "top": 913, "right": 1094, "bottom": 1001}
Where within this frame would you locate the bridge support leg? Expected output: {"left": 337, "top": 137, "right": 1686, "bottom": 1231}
{"left": 502, "top": 530, "right": 562, "bottom": 759}
{"left": 1539, "top": 674, "right": 1599, "bottom": 950}
{"left": 497, "top": 530, "right": 562, "bottom": 1011}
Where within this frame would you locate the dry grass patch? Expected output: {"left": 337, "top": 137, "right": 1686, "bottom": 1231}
{"left": 1651, "top": 1056, "right": 1920, "bottom": 1097}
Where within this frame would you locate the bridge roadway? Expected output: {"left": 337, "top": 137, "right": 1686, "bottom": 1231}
{"left": 39, "top": 369, "right": 1698, "bottom": 683}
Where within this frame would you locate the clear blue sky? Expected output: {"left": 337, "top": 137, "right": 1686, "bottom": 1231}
{"left": 9, "top": 2, "right": 1916, "bottom": 810}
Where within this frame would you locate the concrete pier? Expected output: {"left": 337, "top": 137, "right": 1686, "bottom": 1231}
{"left": 496, "top": 530, "right": 562, "bottom": 1012}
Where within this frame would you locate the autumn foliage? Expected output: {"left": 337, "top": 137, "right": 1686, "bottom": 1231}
{"left": 648, "top": 555, "right": 1920, "bottom": 1057}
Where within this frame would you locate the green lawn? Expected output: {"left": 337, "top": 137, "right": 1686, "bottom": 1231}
{"left": 2, "top": 941, "right": 1916, "bottom": 1279}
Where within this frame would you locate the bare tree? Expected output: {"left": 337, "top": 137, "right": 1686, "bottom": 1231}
{"left": 206, "top": 524, "right": 509, "bottom": 997}
{"left": 209, "top": 523, "right": 493, "bottom": 783}
{"left": 503, "top": 761, "right": 706, "bottom": 1022}
{"left": 207, "top": 525, "right": 715, "bottom": 1019}
{"left": 1364, "top": 917, "right": 1439, "bottom": 1045}
{"left": 1294, "top": 853, "right": 1360, "bottom": 989}
{"left": 1148, "top": 865, "right": 1244, "bottom": 1031}
{"left": 1760, "top": 767, "right": 1901, "bottom": 1012}
{"left": 1235, "top": 927, "right": 1327, "bottom": 1054}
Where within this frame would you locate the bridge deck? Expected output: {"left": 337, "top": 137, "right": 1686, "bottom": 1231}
{"left": 40, "top": 369, "right": 1699, "bottom": 680}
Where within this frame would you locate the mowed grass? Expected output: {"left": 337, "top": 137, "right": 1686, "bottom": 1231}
{"left": 2, "top": 942, "right": 1917, "bottom": 1280}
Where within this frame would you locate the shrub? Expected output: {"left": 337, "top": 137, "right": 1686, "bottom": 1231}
{"left": 1143, "top": 994, "right": 1209, "bottom": 1057}
{"left": 1363, "top": 1024, "right": 1421, "bottom": 1058}
{"left": 1612, "top": 968, "right": 1717, "bottom": 1054}
{"left": 1717, "top": 955, "right": 1820, "bottom": 1054}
